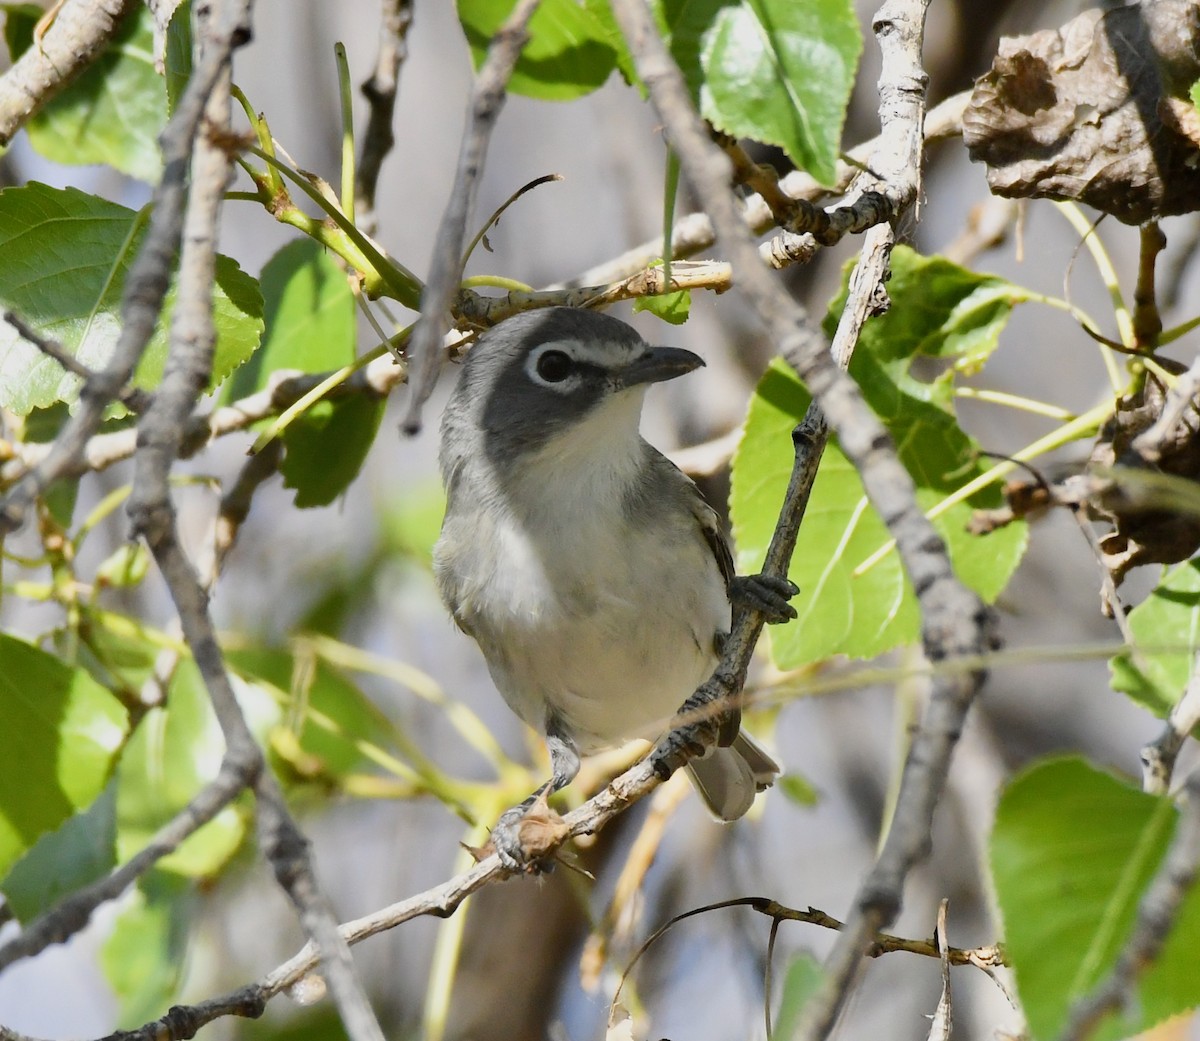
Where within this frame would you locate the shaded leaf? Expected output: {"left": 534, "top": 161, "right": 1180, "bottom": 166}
{"left": 101, "top": 871, "right": 195, "bottom": 1027}
{"left": 457, "top": 0, "right": 617, "bottom": 100}
{"left": 5, "top": 4, "right": 167, "bottom": 182}
{"left": 164, "top": 1, "right": 192, "bottom": 113}
{"left": 0, "top": 634, "right": 128, "bottom": 877}
{"left": 992, "top": 757, "right": 1200, "bottom": 1041}
{"left": 281, "top": 395, "right": 386, "bottom": 508}
{"left": 1, "top": 784, "right": 117, "bottom": 923}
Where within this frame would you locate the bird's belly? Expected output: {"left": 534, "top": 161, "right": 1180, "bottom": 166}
{"left": 469, "top": 533, "right": 729, "bottom": 752}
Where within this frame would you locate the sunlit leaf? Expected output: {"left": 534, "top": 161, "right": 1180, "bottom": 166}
{"left": 992, "top": 757, "right": 1200, "bottom": 1041}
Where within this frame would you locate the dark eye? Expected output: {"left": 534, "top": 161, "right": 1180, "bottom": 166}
{"left": 536, "top": 350, "right": 573, "bottom": 383}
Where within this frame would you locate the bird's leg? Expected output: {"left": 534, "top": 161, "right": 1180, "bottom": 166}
{"left": 491, "top": 715, "right": 580, "bottom": 873}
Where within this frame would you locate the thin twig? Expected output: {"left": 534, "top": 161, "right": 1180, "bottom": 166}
{"left": 1142, "top": 650, "right": 1200, "bottom": 795}
{"left": 354, "top": 0, "right": 413, "bottom": 235}
{"left": 1058, "top": 770, "right": 1200, "bottom": 1041}
{"left": 401, "top": 0, "right": 541, "bottom": 433}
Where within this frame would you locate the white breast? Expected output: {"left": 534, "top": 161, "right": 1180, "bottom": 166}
{"left": 435, "top": 404, "right": 730, "bottom": 752}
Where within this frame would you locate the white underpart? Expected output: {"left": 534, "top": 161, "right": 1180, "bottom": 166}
{"left": 440, "top": 387, "right": 730, "bottom": 751}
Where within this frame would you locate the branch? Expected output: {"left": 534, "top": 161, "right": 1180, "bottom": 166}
{"left": 354, "top": 0, "right": 413, "bottom": 234}
{"left": 1058, "top": 769, "right": 1200, "bottom": 1041}
{"left": 0, "top": 0, "right": 137, "bottom": 146}
{"left": 605, "top": 6, "right": 996, "bottom": 1041}
{"left": 1142, "top": 649, "right": 1200, "bottom": 795}
{"left": 400, "top": 0, "right": 541, "bottom": 433}
{"left": 121, "top": 7, "right": 385, "bottom": 1041}
{"left": 554, "top": 90, "right": 970, "bottom": 291}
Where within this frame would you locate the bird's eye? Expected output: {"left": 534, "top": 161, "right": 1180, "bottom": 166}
{"left": 536, "top": 350, "right": 573, "bottom": 383}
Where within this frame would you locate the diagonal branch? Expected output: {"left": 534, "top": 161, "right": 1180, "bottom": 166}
{"left": 401, "top": 0, "right": 541, "bottom": 433}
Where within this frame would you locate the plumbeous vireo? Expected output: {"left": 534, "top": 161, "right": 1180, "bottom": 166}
{"left": 434, "top": 307, "right": 795, "bottom": 867}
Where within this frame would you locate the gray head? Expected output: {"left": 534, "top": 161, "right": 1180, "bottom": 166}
{"left": 441, "top": 307, "right": 703, "bottom": 471}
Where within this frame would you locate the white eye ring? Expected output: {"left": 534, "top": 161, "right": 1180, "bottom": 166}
{"left": 526, "top": 343, "right": 583, "bottom": 391}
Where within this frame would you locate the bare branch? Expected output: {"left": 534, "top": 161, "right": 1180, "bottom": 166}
{"left": 354, "top": 0, "right": 414, "bottom": 234}
{"left": 0, "top": 0, "right": 137, "bottom": 146}
{"left": 121, "top": 5, "right": 385, "bottom": 1040}
{"left": 401, "top": 0, "right": 541, "bottom": 433}
{"left": 555, "top": 90, "right": 970, "bottom": 291}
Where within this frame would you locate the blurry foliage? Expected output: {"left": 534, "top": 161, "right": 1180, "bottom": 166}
{"left": 0, "top": 2, "right": 1198, "bottom": 1040}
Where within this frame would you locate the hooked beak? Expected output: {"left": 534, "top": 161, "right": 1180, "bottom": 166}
{"left": 618, "top": 345, "right": 705, "bottom": 389}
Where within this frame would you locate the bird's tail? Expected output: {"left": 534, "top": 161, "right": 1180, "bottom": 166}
{"left": 684, "top": 731, "right": 780, "bottom": 821}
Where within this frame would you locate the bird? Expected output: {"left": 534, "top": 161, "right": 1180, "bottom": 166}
{"left": 433, "top": 306, "right": 796, "bottom": 869}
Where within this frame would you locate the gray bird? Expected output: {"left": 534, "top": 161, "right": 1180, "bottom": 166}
{"left": 433, "top": 307, "right": 795, "bottom": 867}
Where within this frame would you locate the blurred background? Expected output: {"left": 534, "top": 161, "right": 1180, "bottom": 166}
{"left": 2, "top": 0, "right": 1198, "bottom": 1039}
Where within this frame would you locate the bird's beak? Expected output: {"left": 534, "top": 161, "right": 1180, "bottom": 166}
{"left": 618, "top": 346, "right": 705, "bottom": 389}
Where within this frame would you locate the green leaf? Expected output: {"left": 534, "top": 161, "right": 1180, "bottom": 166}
{"left": 5, "top": 5, "right": 167, "bottom": 182}
{"left": 164, "top": 1, "right": 193, "bottom": 114}
{"left": 633, "top": 288, "right": 691, "bottom": 324}
{"left": 1110, "top": 560, "right": 1200, "bottom": 715}
{"left": 0, "top": 183, "right": 263, "bottom": 414}
{"left": 281, "top": 396, "right": 386, "bottom": 508}
{"left": 138, "top": 251, "right": 264, "bottom": 392}
{"left": 457, "top": 0, "right": 618, "bottom": 100}
{"left": 773, "top": 952, "right": 825, "bottom": 1041}
{"left": 101, "top": 871, "right": 195, "bottom": 1027}
{"left": 0, "top": 634, "right": 128, "bottom": 877}
{"left": 992, "top": 757, "right": 1200, "bottom": 1041}
{"left": 223, "top": 238, "right": 356, "bottom": 402}
{"left": 1, "top": 784, "right": 117, "bottom": 923}
{"left": 778, "top": 772, "right": 819, "bottom": 806}
{"left": 658, "top": 0, "right": 861, "bottom": 185}
{"left": 730, "top": 248, "right": 1029, "bottom": 667}
{"left": 116, "top": 659, "right": 269, "bottom": 877}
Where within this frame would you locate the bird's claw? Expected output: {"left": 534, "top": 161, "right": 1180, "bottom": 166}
{"left": 487, "top": 790, "right": 569, "bottom": 875}
{"left": 731, "top": 573, "right": 799, "bottom": 625}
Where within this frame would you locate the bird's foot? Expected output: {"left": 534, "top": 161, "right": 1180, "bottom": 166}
{"left": 651, "top": 685, "right": 733, "bottom": 781}
{"left": 482, "top": 787, "right": 569, "bottom": 875}
{"left": 731, "top": 573, "right": 799, "bottom": 624}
